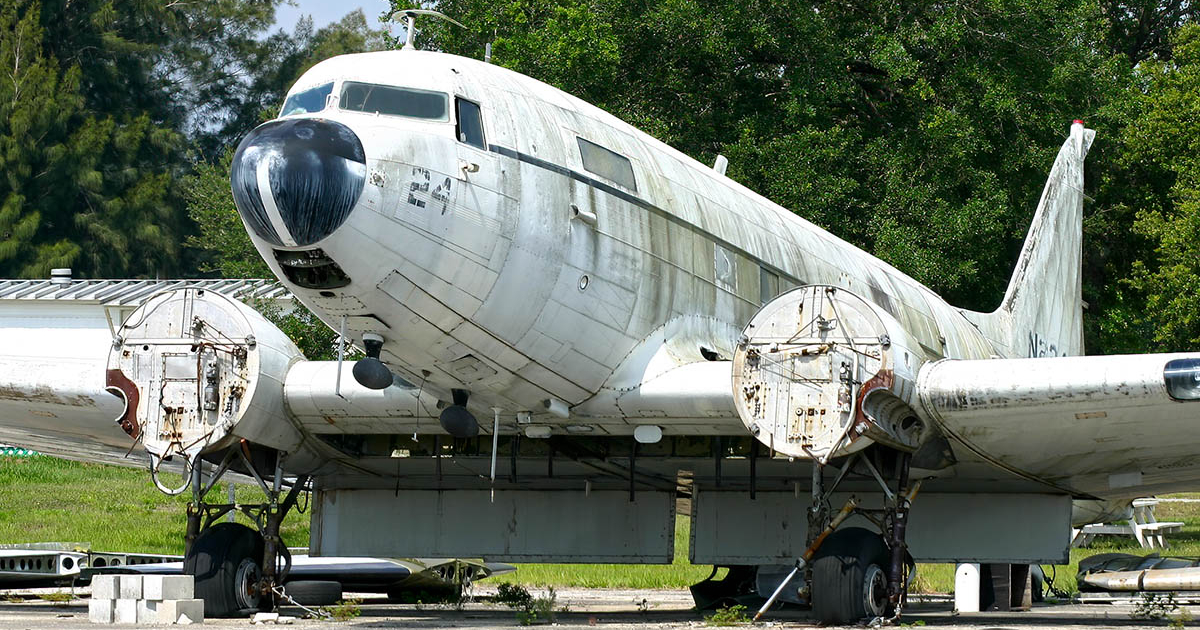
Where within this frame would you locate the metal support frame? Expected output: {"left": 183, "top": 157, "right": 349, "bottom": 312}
{"left": 183, "top": 442, "right": 313, "bottom": 611}
{"left": 756, "top": 448, "right": 921, "bottom": 624}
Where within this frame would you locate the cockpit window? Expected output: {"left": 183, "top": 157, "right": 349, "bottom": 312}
{"left": 339, "top": 82, "right": 448, "bottom": 120}
{"left": 577, "top": 137, "right": 637, "bottom": 191}
{"left": 280, "top": 82, "right": 333, "bottom": 116}
{"left": 455, "top": 98, "right": 485, "bottom": 149}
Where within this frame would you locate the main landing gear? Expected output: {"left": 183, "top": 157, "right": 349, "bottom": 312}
{"left": 182, "top": 443, "right": 311, "bottom": 617}
{"left": 753, "top": 448, "right": 919, "bottom": 626}
{"left": 808, "top": 450, "right": 918, "bottom": 626}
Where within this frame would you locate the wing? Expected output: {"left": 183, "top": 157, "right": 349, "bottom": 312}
{"left": 916, "top": 353, "right": 1200, "bottom": 498}
{"left": 0, "top": 294, "right": 128, "bottom": 463}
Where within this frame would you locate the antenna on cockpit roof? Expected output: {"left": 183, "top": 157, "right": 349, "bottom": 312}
{"left": 386, "top": 8, "right": 466, "bottom": 50}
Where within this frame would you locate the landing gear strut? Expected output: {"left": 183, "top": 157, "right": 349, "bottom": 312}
{"left": 761, "top": 449, "right": 919, "bottom": 625}
{"left": 183, "top": 444, "right": 311, "bottom": 617}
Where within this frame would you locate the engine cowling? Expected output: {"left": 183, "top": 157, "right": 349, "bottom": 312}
{"left": 105, "top": 288, "right": 305, "bottom": 473}
{"left": 731, "top": 285, "right": 925, "bottom": 461}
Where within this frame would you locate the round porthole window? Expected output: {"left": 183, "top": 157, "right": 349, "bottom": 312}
{"left": 579, "top": 275, "right": 589, "bottom": 291}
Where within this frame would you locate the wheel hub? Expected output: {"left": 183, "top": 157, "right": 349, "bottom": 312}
{"left": 234, "top": 557, "right": 263, "bottom": 611}
{"left": 862, "top": 564, "right": 888, "bottom": 618}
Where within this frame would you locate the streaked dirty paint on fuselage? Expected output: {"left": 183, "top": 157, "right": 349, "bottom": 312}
{"left": 254, "top": 48, "right": 999, "bottom": 439}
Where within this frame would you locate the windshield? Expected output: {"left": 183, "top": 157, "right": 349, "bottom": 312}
{"left": 280, "top": 82, "right": 334, "bottom": 117}
{"left": 339, "top": 82, "right": 448, "bottom": 121}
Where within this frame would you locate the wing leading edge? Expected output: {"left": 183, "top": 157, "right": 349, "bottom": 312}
{"left": 916, "top": 353, "right": 1200, "bottom": 498}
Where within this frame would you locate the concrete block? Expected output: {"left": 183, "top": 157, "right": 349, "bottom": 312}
{"left": 113, "top": 598, "right": 138, "bottom": 624}
{"left": 137, "top": 599, "right": 160, "bottom": 624}
{"left": 144, "top": 574, "right": 194, "bottom": 601}
{"left": 159, "top": 598, "right": 205, "bottom": 624}
{"left": 955, "top": 562, "right": 981, "bottom": 613}
{"left": 91, "top": 574, "right": 119, "bottom": 600}
{"left": 88, "top": 598, "right": 115, "bottom": 624}
{"left": 118, "top": 574, "right": 143, "bottom": 600}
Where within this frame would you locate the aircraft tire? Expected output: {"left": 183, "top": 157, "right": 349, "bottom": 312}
{"left": 810, "top": 527, "right": 890, "bottom": 625}
{"left": 184, "top": 522, "right": 268, "bottom": 617}
{"left": 282, "top": 580, "right": 342, "bottom": 606}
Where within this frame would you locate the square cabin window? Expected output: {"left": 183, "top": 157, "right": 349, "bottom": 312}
{"left": 339, "top": 82, "right": 448, "bottom": 120}
{"left": 456, "top": 98, "right": 485, "bottom": 149}
{"left": 577, "top": 137, "right": 637, "bottom": 191}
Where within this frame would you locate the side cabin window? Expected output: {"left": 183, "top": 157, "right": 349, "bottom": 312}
{"left": 577, "top": 137, "right": 637, "bottom": 192}
{"left": 340, "top": 82, "right": 449, "bottom": 121}
{"left": 455, "top": 98, "right": 486, "bottom": 149}
{"left": 760, "top": 267, "right": 779, "bottom": 305}
{"left": 281, "top": 82, "right": 334, "bottom": 116}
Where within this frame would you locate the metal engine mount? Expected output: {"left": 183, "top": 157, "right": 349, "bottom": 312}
{"left": 732, "top": 285, "right": 925, "bottom": 462}
{"left": 105, "top": 289, "right": 304, "bottom": 492}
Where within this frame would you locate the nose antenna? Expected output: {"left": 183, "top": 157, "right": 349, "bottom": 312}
{"left": 386, "top": 8, "right": 466, "bottom": 50}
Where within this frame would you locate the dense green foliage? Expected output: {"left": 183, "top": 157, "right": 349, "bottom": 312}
{"left": 0, "top": 455, "right": 309, "bottom": 554}
{"left": 0, "top": 1, "right": 385, "bottom": 280}
{"left": 3, "top": 0, "right": 1200, "bottom": 354}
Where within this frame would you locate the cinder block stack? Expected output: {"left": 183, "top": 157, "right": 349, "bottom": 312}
{"left": 89, "top": 574, "right": 204, "bottom": 624}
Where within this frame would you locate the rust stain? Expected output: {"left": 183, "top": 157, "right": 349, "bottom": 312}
{"left": 105, "top": 369, "right": 141, "bottom": 440}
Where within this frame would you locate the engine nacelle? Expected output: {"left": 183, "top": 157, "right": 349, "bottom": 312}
{"left": 106, "top": 288, "right": 305, "bottom": 471}
{"left": 732, "top": 285, "right": 925, "bottom": 460}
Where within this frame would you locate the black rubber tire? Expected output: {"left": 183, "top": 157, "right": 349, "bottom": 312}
{"left": 282, "top": 580, "right": 342, "bottom": 606}
{"left": 810, "top": 527, "right": 891, "bottom": 625}
{"left": 184, "top": 522, "right": 268, "bottom": 618}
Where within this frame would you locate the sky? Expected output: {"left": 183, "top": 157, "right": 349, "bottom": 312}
{"left": 273, "top": 0, "right": 392, "bottom": 32}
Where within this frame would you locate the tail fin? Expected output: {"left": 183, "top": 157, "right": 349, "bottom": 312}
{"left": 989, "top": 121, "right": 1094, "bottom": 358}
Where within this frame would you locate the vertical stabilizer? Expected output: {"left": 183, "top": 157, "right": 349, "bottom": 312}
{"left": 989, "top": 121, "right": 1094, "bottom": 358}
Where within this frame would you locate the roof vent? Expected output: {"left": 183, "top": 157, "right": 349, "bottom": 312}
{"left": 50, "top": 268, "right": 72, "bottom": 285}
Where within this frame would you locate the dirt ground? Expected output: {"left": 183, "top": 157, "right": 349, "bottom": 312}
{"left": 0, "top": 585, "right": 1193, "bottom": 629}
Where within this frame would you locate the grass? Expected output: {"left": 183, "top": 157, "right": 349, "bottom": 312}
{"left": 0, "top": 455, "right": 309, "bottom": 554}
{"left": 489, "top": 515, "right": 712, "bottom": 588}
{"left": 6, "top": 454, "right": 1200, "bottom": 597}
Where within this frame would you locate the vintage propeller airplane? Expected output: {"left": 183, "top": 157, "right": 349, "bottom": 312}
{"left": 2, "top": 10, "right": 1199, "bottom": 623}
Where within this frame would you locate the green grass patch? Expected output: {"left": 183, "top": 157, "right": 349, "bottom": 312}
{"left": 489, "top": 515, "right": 712, "bottom": 588}
{"left": 0, "top": 455, "right": 309, "bottom": 554}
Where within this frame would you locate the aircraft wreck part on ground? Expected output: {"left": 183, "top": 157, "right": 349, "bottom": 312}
{"left": 1078, "top": 553, "right": 1200, "bottom": 592}
{"left": 733, "top": 285, "right": 925, "bottom": 461}
{"left": 106, "top": 288, "right": 306, "bottom": 477}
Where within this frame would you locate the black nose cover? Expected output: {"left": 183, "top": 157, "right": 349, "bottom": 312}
{"left": 231, "top": 118, "right": 366, "bottom": 247}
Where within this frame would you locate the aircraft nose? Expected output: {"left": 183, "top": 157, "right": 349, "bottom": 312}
{"left": 231, "top": 118, "right": 366, "bottom": 247}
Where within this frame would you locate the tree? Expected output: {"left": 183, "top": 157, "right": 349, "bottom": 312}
{"left": 0, "top": 0, "right": 312, "bottom": 279}
{"left": 196, "top": 10, "right": 390, "bottom": 157}
{"left": 0, "top": 1, "right": 185, "bottom": 279}
{"left": 1096, "top": 24, "right": 1200, "bottom": 351}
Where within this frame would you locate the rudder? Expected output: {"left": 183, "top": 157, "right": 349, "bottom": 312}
{"left": 988, "top": 121, "right": 1094, "bottom": 358}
